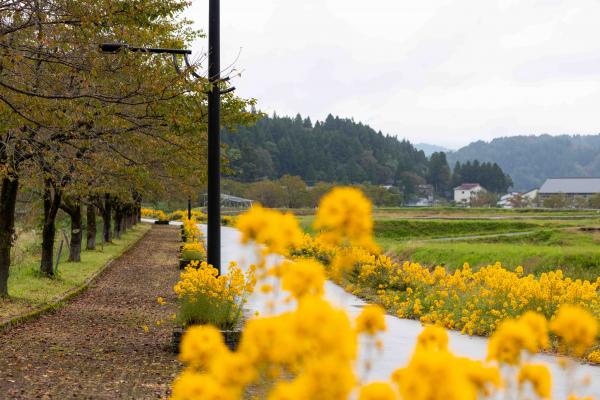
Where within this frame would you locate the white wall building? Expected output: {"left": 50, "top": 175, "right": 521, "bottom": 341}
{"left": 454, "top": 183, "right": 485, "bottom": 204}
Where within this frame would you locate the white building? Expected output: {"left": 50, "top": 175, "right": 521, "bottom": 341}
{"left": 454, "top": 183, "right": 485, "bottom": 204}
{"left": 497, "top": 189, "right": 538, "bottom": 208}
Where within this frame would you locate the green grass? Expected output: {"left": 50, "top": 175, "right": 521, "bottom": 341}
{"left": 385, "top": 229, "right": 600, "bottom": 281}
{"left": 373, "top": 206, "right": 600, "bottom": 217}
{"left": 1, "top": 224, "right": 150, "bottom": 320}
{"left": 374, "top": 219, "right": 541, "bottom": 241}
{"left": 297, "top": 215, "right": 314, "bottom": 234}
{"left": 295, "top": 207, "right": 600, "bottom": 281}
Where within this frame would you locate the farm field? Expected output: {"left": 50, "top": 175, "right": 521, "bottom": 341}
{"left": 297, "top": 208, "right": 600, "bottom": 280}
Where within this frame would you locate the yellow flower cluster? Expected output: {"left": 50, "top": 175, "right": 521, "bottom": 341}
{"left": 182, "top": 217, "right": 203, "bottom": 243}
{"left": 314, "top": 186, "right": 379, "bottom": 252}
{"left": 221, "top": 215, "right": 235, "bottom": 226}
{"left": 141, "top": 207, "right": 206, "bottom": 222}
{"left": 236, "top": 204, "right": 303, "bottom": 255}
{"left": 356, "top": 304, "right": 387, "bottom": 335}
{"left": 174, "top": 262, "right": 254, "bottom": 302}
{"left": 550, "top": 304, "right": 599, "bottom": 357}
{"left": 171, "top": 187, "right": 599, "bottom": 400}
{"left": 173, "top": 261, "right": 255, "bottom": 329}
{"left": 392, "top": 344, "right": 500, "bottom": 400}
{"left": 587, "top": 349, "right": 600, "bottom": 364}
{"left": 518, "top": 364, "right": 552, "bottom": 399}
{"left": 297, "top": 238, "right": 600, "bottom": 340}
{"left": 180, "top": 242, "right": 207, "bottom": 263}
{"left": 141, "top": 207, "right": 169, "bottom": 221}
{"left": 171, "top": 210, "right": 206, "bottom": 222}
{"left": 278, "top": 259, "right": 325, "bottom": 300}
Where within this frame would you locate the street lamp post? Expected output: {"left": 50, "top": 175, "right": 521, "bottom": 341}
{"left": 207, "top": 0, "right": 222, "bottom": 273}
{"left": 100, "top": 1, "right": 225, "bottom": 274}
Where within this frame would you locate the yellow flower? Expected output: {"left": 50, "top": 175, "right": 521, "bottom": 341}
{"left": 417, "top": 326, "right": 448, "bottom": 352}
{"left": 356, "top": 304, "right": 387, "bottom": 335}
{"left": 457, "top": 358, "right": 501, "bottom": 397}
{"left": 392, "top": 349, "right": 478, "bottom": 400}
{"left": 171, "top": 370, "right": 238, "bottom": 400}
{"left": 290, "top": 357, "right": 356, "bottom": 400}
{"left": 587, "top": 350, "right": 600, "bottom": 364}
{"left": 550, "top": 305, "right": 598, "bottom": 356}
{"left": 313, "top": 187, "right": 378, "bottom": 251}
{"left": 487, "top": 319, "right": 537, "bottom": 365}
{"left": 179, "top": 325, "right": 229, "bottom": 368}
{"left": 358, "top": 381, "right": 397, "bottom": 400}
{"left": 157, "top": 296, "right": 166, "bottom": 305}
{"left": 280, "top": 259, "right": 325, "bottom": 299}
{"left": 208, "top": 351, "right": 257, "bottom": 388}
{"left": 142, "top": 325, "right": 149, "bottom": 333}
{"left": 518, "top": 363, "right": 552, "bottom": 399}
{"left": 519, "top": 311, "right": 549, "bottom": 350}
{"left": 236, "top": 204, "right": 303, "bottom": 255}
{"left": 268, "top": 380, "right": 307, "bottom": 400}
{"left": 568, "top": 395, "right": 594, "bottom": 400}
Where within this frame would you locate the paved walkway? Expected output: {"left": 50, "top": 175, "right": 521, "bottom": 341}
{"left": 0, "top": 226, "right": 182, "bottom": 399}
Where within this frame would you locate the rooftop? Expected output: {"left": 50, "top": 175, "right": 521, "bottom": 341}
{"left": 539, "top": 177, "right": 600, "bottom": 194}
{"left": 454, "top": 183, "right": 481, "bottom": 190}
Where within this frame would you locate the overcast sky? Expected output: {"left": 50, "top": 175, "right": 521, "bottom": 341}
{"left": 186, "top": 0, "right": 600, "bottom": 149}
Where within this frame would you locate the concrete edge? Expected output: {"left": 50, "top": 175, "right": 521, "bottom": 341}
{"left": 0, "top": 225, "right": 152, "bottom": 333}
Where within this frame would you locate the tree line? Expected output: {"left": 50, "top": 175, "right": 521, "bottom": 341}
{"left": 223, "top": 176, "right": 403, "bottom": 208}
{"left": 223, "top": 114, "right": 512, "bottom": 200}
{"left": 0, "top": 0, "right": 255, "bottom": 296}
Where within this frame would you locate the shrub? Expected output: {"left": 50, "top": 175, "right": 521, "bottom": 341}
{"left": 174, "top": 261, "right": 255, "bottom": 330}
{"left": 180, "top": 242, "right": 206, "bottom": 262}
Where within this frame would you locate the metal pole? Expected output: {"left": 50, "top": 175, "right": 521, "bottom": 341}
{"left": 207, "top": 0, "right": 221, "bottom": 273}
{"left": 187, "top": 196, "right": 192, "bottom": 220}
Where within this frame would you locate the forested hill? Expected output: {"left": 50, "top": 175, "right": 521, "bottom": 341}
{"left": 447, "top": 134, "right": 600, "bottom": 191}
{"left": 222, "top": 113, "right": 428, "bottom": 184}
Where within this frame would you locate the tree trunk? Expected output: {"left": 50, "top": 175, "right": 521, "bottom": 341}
{"left": 40, "top": 180, "right": 61, "bottom": 277}
{"left": 61, "top": 198, "right": 82, "bottom": 262}
{"left": 0, "top": 177, "right": 18, "bottom": 297}
{"left": 69, "top": 205, "right": 82, "bottom": 262}
{"left": 113, "top": 202, "right": 123, "bottom": 240}
{"left": 102, "top": 193, "right": 112, "bottom": 243}
{"left": 121, "top": 205, "right": 129, "bottom": 233}
{"left": 86, "top": 200, "right": 96, "bottom": 250}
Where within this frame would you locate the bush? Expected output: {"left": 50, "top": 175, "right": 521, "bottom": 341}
{"left": 174, "top": 262, "right": 255, "bottom": 329}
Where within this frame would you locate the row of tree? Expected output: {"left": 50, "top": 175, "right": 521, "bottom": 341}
{"left": 223, "top": 176, "right": 403, "bottom": 208}
{"left": 223, "top": 113, "right": 512, "bottom": 200}
{"left": 222, "top": 113, "right": 429, "bottom": 186}
{"left": 427, "top": 153, "right": 513, "bottom": 196}
{"left": 0, "top": 0, "right": 255, "bottom": 296}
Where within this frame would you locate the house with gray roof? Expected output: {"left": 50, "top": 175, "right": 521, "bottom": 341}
{"left": 539, "top": 177, "right": 600, "bottom": 202}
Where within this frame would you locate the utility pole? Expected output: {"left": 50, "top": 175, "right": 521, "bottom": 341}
{"left": 207, "top": 0, "right": 221, "bottom": 273}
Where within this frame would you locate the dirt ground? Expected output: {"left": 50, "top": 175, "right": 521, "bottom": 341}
{"left": 0, "top": 225, "right": 182, "bottom": 399}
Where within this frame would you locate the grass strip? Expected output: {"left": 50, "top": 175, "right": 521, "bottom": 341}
{"left": 0, "top": 224, "right": 151, "bottom": 330}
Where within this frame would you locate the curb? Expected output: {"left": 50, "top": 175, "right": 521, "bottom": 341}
{"left": 0, "top": 225, "right": 151, "bottom": 333}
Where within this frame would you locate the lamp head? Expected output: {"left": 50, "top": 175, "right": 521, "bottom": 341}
{"left": 99, "top": 43, "right": 128, "bottom": 53}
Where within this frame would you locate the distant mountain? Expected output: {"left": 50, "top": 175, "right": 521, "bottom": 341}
{"left": 415, "top": 143, "right": 452, "bottom": 156}
{"left": 448, "top": 134, "right": 600, "bottom": 191}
